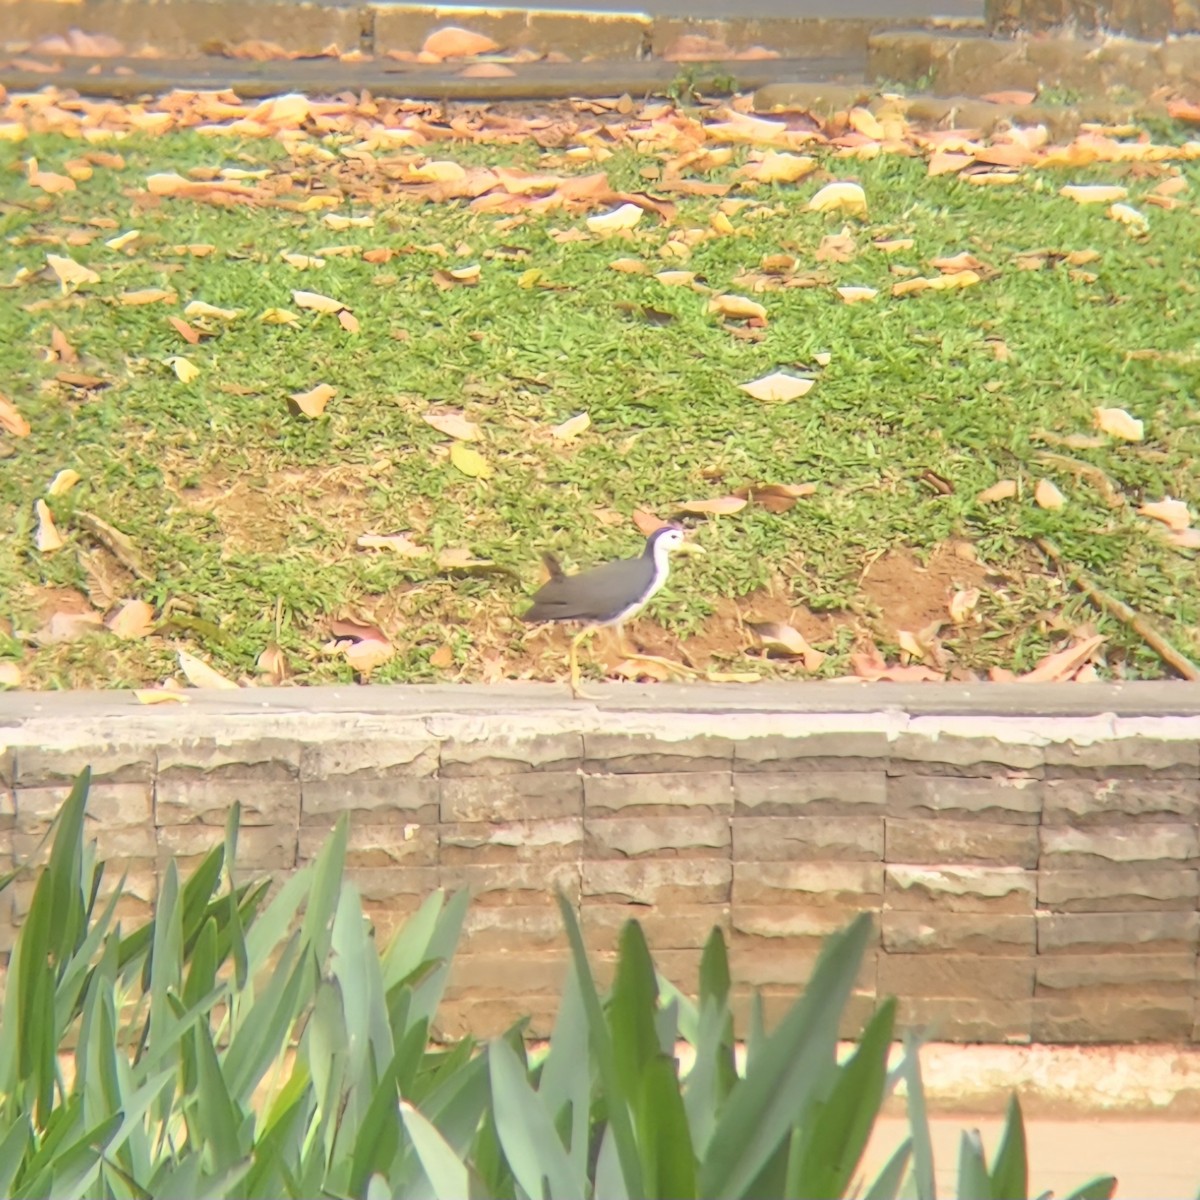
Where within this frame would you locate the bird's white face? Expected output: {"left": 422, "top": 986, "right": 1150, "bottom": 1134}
{"left": 657, "top": 528, "right": 686, "bottom": 553}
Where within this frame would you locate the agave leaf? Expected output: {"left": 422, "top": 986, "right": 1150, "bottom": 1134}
{"left": 898, "top": 1032, "right": 936, "bottom": 1200}
{"left": 537, "top": 966, "right": 590, "bottom": 1178}
{"left": 989, "top": 1095, "right": 1028, "bottom": 1200}
{"left": 611, "top": 921, "right": 661, "bottom": 1104}
{"left": 956, "top": 1129, "right": 991, "bottom": 1200}
{"left": 400, "top": 1101, "right": 470, "bottom": 1200}
{"left": 864, "top": 1137, "right": 913, "bottom": 1200}
{"left": 1062, "top": 1177, "right": 1117, "bottom": 1200}
{"left": 637, "top": 1054, "right": 697, "bottom": 1200}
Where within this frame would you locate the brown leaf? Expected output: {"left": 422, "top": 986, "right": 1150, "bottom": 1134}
{"left": 328, "top": 618, "right": 395, "bottom": 677}
{"left": 815, "top": 230, "right": 856, "bottom": 263}
{"left": 169, "top": 315, "right": 201, "bottom": 344}
{"left": 1034, "top": 479, "right": 1066, "bottom": 510}
{"left": 423, "top": 410, "right": 480, "bottom": 441}
{"left": 49, "top": 325, "right": 77, "bottom": 363}
{"left": 120, "top": 288, "right": 176, "bottom": 306}
{"left": 1017, "top": 635, "right": 1105, "bottom": 683}
{"left": 733, "top": 482, "right": 816, "bottom": 513}
{"left": 433, "top": 265, "right": 481, "bottom": 289}
{"left": 106, "top": 599, "right": 155, "bottom": 639}
{"left": 0, "top": 662, "right": 22, "bottom": 689}
{"left": 178, "top": 649, "right": 240, "bottom": 689}
{"left": 357, "top": 532, "right": 428, "bottom": 556}
{"left": 292, "top": 289, "right": 348, "bottom": 314}
{"left": 421, "top": 26, "right": 500, "bottom": 58}
{"left": 338, "top": 310, "right": 360, "bottom": 333}
{"left": 37, "top": 610, "right": 104, "bottom": 644}
{"left": 808, "top": 181, "right": 868, "bottom": 215}
{"left": 675, "top": 496, "right": 747, "bottom": 516}
{"left": 928, "top": 251, "right": 986, "bottom": 274}
{"left": 977, "top": 479, "right": 1018, "bottom": 504}
{"left": 429, "top": 643, "right": 455, "bottom": 669}
{"left": 551, "top": 412, "right": 590, "bottom": 440}
{"left": 0, "top": 393, "right": 30, "bottom": 438}
{"left": 34, "top": 499, "right": 64, "bottom": 552}
{"left": 1138, "top": 498, "right": 1192, "bottom": 531}
{"left": 738, "top": 372, "right": 812, "bottom": 402}
{"left": 948, "top": 587, "right": 981, "bottom": 624}
{"left": 1093, "top": 406, "right": 1143, "bottom": 441}
{"left": 748, "top": 621, "right": 826, "bottom": 671}
{"left": 290, "top": 383, "right": 336, "bottom": 419}
{"left": 256, "top": 643, "right": 291, "bottom": 684}
{"left": 981, "top": 89, "right": 1037, "bottom": 105}
{"left": 26, "top": 157, "right": 76, "bottom": 194}
{"left": 709, "top": 294, "right": 767, "bottom": 322}
{"left": 850, "top": 642, "right": 943, "bottom": 682}
{"left": 633, "top": 508, "right": 669, "bottom": 535}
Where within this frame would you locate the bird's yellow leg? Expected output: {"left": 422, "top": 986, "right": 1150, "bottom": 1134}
{"left": 569, "top": 627, "right": 601, "bottom": 699}
{"left": 613, "top": 624, "right": 700, "bottom": 679}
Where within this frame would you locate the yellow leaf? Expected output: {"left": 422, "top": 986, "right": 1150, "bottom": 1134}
{"left": 34, "top": 499, "right": 64, "bottom": 552}
{"left": 184, "top": 300, "right": 241, "bottom": 320}
{"left": 836, "top": 286, "right": 878, "bottom": 304}
{"left": 1108, "top": 203, "right": 1149, "bottom": 232}
{"left": 551, "top": 412, "right": 591, "bottom": 440}
{"left": 808, "top": 181, "right": 868, "bottom": 216}
{"left": 282, "top": 252, "right": 326, "bottom": 269}
{"left": 292, "top": 289, "right": 347, "bottom": 314}
{"left": 133, "top": 688, "right": 188, "bottom": 704}
{"left": 47, "top": 468, "right": 81, "bottom": 496}
{"left": 1093, "top": 406, "right": 1144, "bottom": 441}
{"left": 1060, "top": 184, "right": 1128, "bottom": 204}
{"left": 107, "top": 599, "right": 155, "bottom": 640}
{"left": 177, "top": 649, "right": 240, "bottom": 689}
{"left": 948, "top": 587, "right": 981, "bottom": 624}
{"left": 0, "top": 123, "right": 27, "bottom": 143}
{"left": 738, "top": 372, "right": 814, "bottom": 402}
{"left": 848, "top": 106, "right": 885, "bottom": 140}
{"left": 450, "top": 441, "right": 491, "bottom": 479}
{"left": 423, "top": 411, "right": 479, "bottom": 441}
{"left": 586, "top": 203, "right": 644, "bottom": 234}
{"left": 609, "top": 258, "right": 648, "bottom": 274}
{"left": 710, "top": 211, "right": 735, "bottom": 235}
{"left": 290, "top": 383, "right": 336, "bottom": 418}
{"left": 120, "top": 288, "right": 176, "bottom": 306}
{"left": 977, "top": 479, "right": 1018, "bottom": 503}
{"left": 407, "top": 160, "right": 467, "bottom": 183}
{"left": 749, "top": 621, "right": 826, "bottom": 670}
{"left": 655, "top": 270, "right": 699, "bottom": 288}
{"left": 740, "top": 151, "right": 816, "bottom": 183}
{"left": 429, "top": 643, "right": 455, "bottom": 669}
{"left": 676, "top": 496, "right": 747, "bottom": 516}
{"left": 323, "top": 212, "right": 375, "bottom": 229}
{"left": 46, "top": 253, "right": 99, "bottom": 292}
{"left": 1034, "top": 479, "right": 1066, "bottom": 510}
{"left": 873, "top": 238, "right": 914, "bottom": 253}
{"left": 260, "top": 307, "right": 301, "bottom": 325}
{"left": 166, "top": 356, "right": 200, "bottom": 384}
{"left": 1138, "top": 497, "right": 1192, "bottom": 531}
{"left": 105, "top": 229, "right": 140, "bottom": 251}
{"left": 0, "top": 662, "right": 22, "bottom": 689}
{"left": 356, "top": 532, "right": 429, "bottom": 556}
{"left": 709, "top": 294, "right": 767, "bottom": 321}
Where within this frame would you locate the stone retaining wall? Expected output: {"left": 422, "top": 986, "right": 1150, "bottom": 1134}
{"left": 2, "top": 683, "right": 1200, "bottom": 1045}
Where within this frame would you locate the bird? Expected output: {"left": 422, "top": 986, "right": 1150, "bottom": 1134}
{"left": 521, "top": 524, "right": 705, "bottom": 697}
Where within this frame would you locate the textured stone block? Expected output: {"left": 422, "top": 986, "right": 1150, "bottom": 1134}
{"left": 584, "top": 731, "right": 732, "bottom": 774}
{"left": 891, "top": 726, "right": 1044, "bottom": 773}
{"left": 94, "top": 868, "right": 156, "bottom": 925}
{"left": 734, "top": 729, "right": 890, "bottom": 769}
{"left": 1038, "top": 868, "right": 1199, "bottom": 912}
{"left": 158, "top": 823, "right": 296, "bottom": 870}
{"left": 440, "top": 771, "right": 580, "bottom": 823}
{"left": 460, "top": 905, "right": 567, "bottom": 954}
{"left": 16, "top": 743, "right": 153, "bottom": 785}
{"left": 584, "top": 771, "right": 731, "bottom": 818}
{"left": 440, "top": 819, "right": 582, "bottom": 864}
{"left": 731, "top": 905, "right": 881, "bottom": 946}
{"left": 885, "top": 865, "right": 1034, "bottom": 913}
{"left": 584, "top": 859, "right": 729, "bottom": 906}
{"left": 731, "top": 989, "right": 877, "bottom": 1039}
{"left": 444, "top": 951, "right": 571, "bottom": 998}
{"left": 878, "top": 953, "right": 1034, "bottom": 1000}
{"left": 1034, "top": 994, "right": 1193, "bottom": 1042}
{"left": 1043, "top": 777, "right": 1200, "bottom": 825}
{"left": 436, "top": 995, "right": 560, "bottom": 1041}
{"left": 887, "top": 775, "right": 1041, "bottom": 823}
{"left": 299, "top": 821, "right": 436, "bottom": 868}
{"left": 1039, "top": 825, "right": 1199, "bottom": 869}
{"left": 734, "top": 816, "right": 883, "bottom": 862}
{"left": 582, "top": 902, "right": 730, "bottom": 950}
{"left": 301, "top": 737, "right": 438, "bottom": 781}
{"left": 1045, "top": 737, "right": 1199, "bottom": 775}
{"left": 0, "top": 748, "right": 11, "bottom": 787}
{"left": 885, "top": 819, "right": 1038, "bottom": 867}
{"left": 158, "top": 738, "right": 300, "bottom": 779}
{"left": 894, "top": 997, "right": 1033, "bottom": 1044}
{"left": 15, "top": 781, "right": 149, "bottom": 832}
{"left": 1036, "top": 953, "right": 1194, "bottom": 993}
{"left": 442, "top": 861, "right": 581, "bottom": 906}
{"left": 734, "top": 861, "right": 883, "bottom": 907}
{"left": 350, "top": 865, "right": 439, "bottom": 907}
{"left": 302, "top": 777, "right": 439, "bottom": 824}
{"left": 1037, "top": 911, "right": 1200, "bottom": 955}
{"left": 734, "top": 771, "right": 887, "bottom": 817}
{"left": 156, "top": 778, "right": 299, "bottom": 828}
{"left": 882, "top": 911, "right": 1035, "bottom": 955}
{"left": 585, "top": 814, "right": 729, "bottom": 859}
{"left": 441, "top": 731, "right": 581, "bottom": 777}
{"left": 731, "top": 945, "right": 877, "bottom": 990}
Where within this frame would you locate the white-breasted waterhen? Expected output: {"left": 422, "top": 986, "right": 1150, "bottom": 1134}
{"left": 522, "top": 525, "right": 705, "bottom": 696}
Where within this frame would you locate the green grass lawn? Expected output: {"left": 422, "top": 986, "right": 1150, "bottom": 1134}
{"left": 1, "top": 94, "right": 1199, "bottom": 689}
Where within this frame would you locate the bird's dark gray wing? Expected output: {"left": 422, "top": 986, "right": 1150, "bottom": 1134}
{"left": 522, "top": 555, "right": 654, "bottom": 623}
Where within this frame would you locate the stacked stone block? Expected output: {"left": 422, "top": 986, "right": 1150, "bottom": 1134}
{"left": 0, "top": 706, "right": 1198, "bottom": 1044}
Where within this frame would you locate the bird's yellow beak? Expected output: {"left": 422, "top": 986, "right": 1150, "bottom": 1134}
{"left": 675, "top": 542, "right": 706, "bottom": 558}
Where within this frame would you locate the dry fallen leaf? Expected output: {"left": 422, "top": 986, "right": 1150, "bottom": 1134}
{"left": 357, "top": 532, "right": 428, "bottom": 556}
{"left": 34, "top": 499, "right": 64, "bottom": 552}
{"left": 293, "top": 289, "right": 348, "bottom": 315}
{"left": 738, "top": 151, "right": 816, "bottom": 184}
{"left": 107, "top": 598, "right": 155, "bottom": 640}
{"left": 610, "top": 258, "right": 648, "bottom": 274}
{"left": 551, "top": 412, "right": 590, "bottom": 440}
{"left": 929, "top": 252, "right": 986, "bottom": 274}
{"left": 748, "top": 621, "right": 826, "bottom": 671}
{"left": 675, "top": 495, "right": 747, "bottom": 516}
{"left": 808, "top": 181, "right": 867, "bottom": 216}
{"left": 837, "top": 286, "right": 878, "bottom": 304}
{"left": 1138, "top": 497, "right": 1192, "bottom": 531}
{"left": 26, "top": 157, "right": 75, "bottom": 194}
{"left": 1093, "top": 406, "right": 1144, "bottom": 441}
{"left": 1108, "top": 203, "right": 1149, "bottom": 232}
{"left": 120, "top": 288, "right": 176, "bottom": 306}
{"left": 184, "top": 300, "right": 241, "bottom": 321}
{"left": 328, "top": 617, "right": 395, "bottom": 676}
{"left": 0, "top": 662, "right": 22, "bottom": 689}
{"left": 37, "top": 610, "right": 104, "bottom": 644}
{"left": 1034, "top": 479, "right": 1066, "bottom": 510}
{"left": 421, "top": 25, "right": 500, "bottom": 57}
{"left": 290, "top": 383, "right": 336, "bottom": 419}
{"left": 133, "top": 689, "right": 188, "bottom": 705}
{"left": 948, "top": 587, "right": 982, "bottom": 624}
{"left": 587, "top": 204, "right": 644, "bottom": 234}
{"left": 734, "top": 481, "right": 816, "bottom": 512}
{"left": 739, "top": 371, "right": 814, "bottom": 402}
{"left": 429, "top": 643, "right": 455, "bottom": 669}
{"left": 977, "top": 479, "right": 1018, "bottom": 503}
{"left": 1018, "top": 635, "right": 1105, "bottom": 683}
{"left": 281, "top": 252, "right": 326, "bottom": 270}
{"left": 450, "top": 441, "right": 491, "bottom": 479}
{"left": 178, "top": 649, "right": 240, "bottom": 689}
{"left": 892, "top": 270, "right": 982, "bottom": 296}
{"left": 256, "top": 643, "right": 291, "bottom": 684}
{"left": 0, "top": 393, "right": 31, "bottom": 438}
{"left": 423, "top": 411, "right": 480, "bottom": 441}
{"left": 633, "top": 508, "right": 670, "bottom": 535}
{"left": 850, "top": 641, "right": 943, "bottom": 682}
{"left": 47, "top": 468, "right": 81, "bottom": 496}
{"left": 46, "top": 253, "right": 99, "bottom": 292}
{"left": 709, "top": 294, "right": 767, "bottom": 322}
